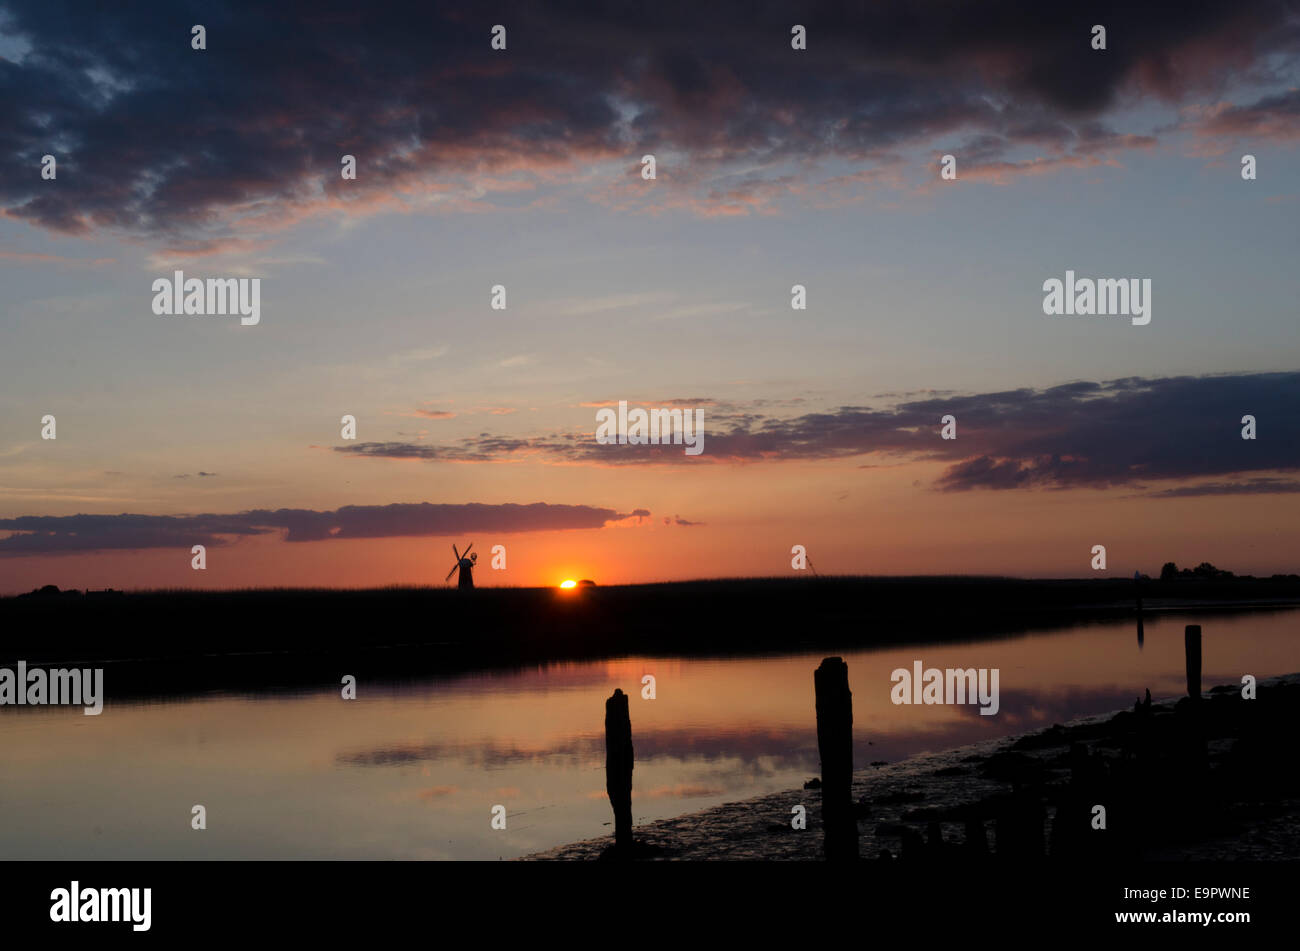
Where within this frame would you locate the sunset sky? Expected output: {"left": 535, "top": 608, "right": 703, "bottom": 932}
{"left": 2, "top": 1, "right": 1298, "bottom": 592}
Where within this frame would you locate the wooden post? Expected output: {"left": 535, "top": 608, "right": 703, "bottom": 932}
{"left": 605, "top": 688, "right": 634, "bottom": 852}
{"left": 1135, "top": 572, "right": 1145, "bottom": 648}
{"left": 814, "top": 657, "right": 858, "bottom": 861}
{"left": 1185, "top": 625, "right": 1202, "bottom": 699}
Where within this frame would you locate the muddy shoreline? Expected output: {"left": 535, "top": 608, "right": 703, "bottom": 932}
{"left": 525, "top": 673, "right": 1300, "bottom": 861}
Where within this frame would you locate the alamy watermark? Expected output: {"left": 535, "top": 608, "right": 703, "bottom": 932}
{"left": 152, "top": 270, "right": 260, "bottom": 326}
{"left": 595, "top": 400, "right": 704, "bottom": 456}
{"left": 890, "top": 660, "right": 999, "bottom": 716}
{"left": 0, "top": 661, "right": 104, "bottom": 715}
{"left": 1042, "top": 270, "right": 1150, "bottom": 326}
{"left": 50, "top": 882, "right": 150, "bottom": 931}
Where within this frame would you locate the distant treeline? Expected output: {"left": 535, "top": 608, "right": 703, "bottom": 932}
{"left": 1154, "top": 561, "right": 1288, "bottom": 581}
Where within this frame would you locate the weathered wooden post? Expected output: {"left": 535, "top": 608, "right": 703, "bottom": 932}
{"left": 814, "top": 657, "right": 858, "bottom": 861}
{"left": 1182, "top": 625, "right": 1209, "bottom": 778}
{"left": 605, "top": 688, "right": 634, "bottom": 853}
{"left": 1185, "top": 624, "right": 1202, "bottom": 699}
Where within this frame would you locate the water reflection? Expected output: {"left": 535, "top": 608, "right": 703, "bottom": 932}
{"left": 0, "top": 609, "right": 1296, "bottom": 859}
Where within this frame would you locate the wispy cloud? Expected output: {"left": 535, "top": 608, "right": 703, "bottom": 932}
{"left": 0, "top": 250, "right": 115, "bottom": 266}
{"left": 1141, "top": 478, "right": 1300, "bottom": 499}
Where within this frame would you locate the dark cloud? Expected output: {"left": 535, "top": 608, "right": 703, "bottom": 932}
{"left": 338, "top": 434, "right": 590, "bottom": 463}
{"left": 1142, "top": 478, "right": 1300, "bottom": 498}
{"left": 337, "top": 442, "right": 443, "bottom": 460}
{"left": 337, "top": 372, "right": 1300, "bottom": 494}
{"left": 0, "top": 511, "right": 268, "bottom": 554}
{"left": 920, "top": 373, "right": 1300, "bottom": 490}
{"left": 1, "top": 0, "right": 1293, "bottom": 241}
{"left": 0, "top": 501, "right": 648, "bottom": 555}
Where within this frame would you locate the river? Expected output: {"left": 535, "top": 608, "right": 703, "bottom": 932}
{"left": 1, "top": 608, "right": 1295, "bottom": 859}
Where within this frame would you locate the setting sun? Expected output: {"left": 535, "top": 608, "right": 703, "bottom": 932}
{"left": 559, "top": 580, "right": 577, "bottom": 589}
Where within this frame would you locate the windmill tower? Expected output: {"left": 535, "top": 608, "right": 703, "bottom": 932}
{"left": 446, "top": 543, "right": 477, "bottom": 590}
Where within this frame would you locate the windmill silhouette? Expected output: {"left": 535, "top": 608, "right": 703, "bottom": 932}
{"left": 446, "top": 542, "right": 477, "bottom": 590}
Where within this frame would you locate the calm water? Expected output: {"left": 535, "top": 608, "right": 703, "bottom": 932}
{"left": 2, "top": 609, "right": 1297, "bottom": 859}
